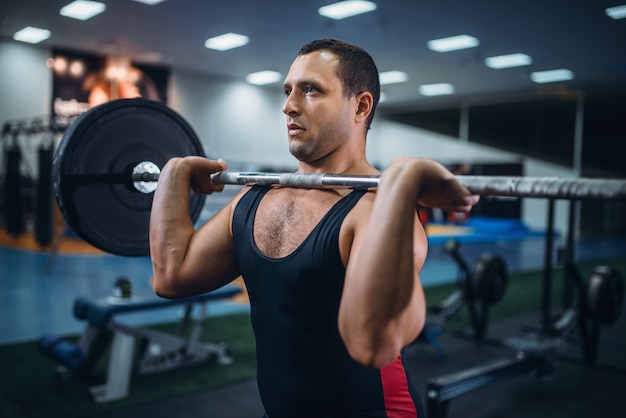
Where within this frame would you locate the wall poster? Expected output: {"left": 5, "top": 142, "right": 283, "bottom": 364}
{"left": 50, "top": 48, "right": 169, "bottom": 127}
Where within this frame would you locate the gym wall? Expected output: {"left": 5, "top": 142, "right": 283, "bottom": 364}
{"left": 0, "top": 40, "right": 574, "bottom": 234}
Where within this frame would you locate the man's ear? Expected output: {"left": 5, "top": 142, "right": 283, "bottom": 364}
{"left": 354, "top": 92, "right": 373, "bottom": 123}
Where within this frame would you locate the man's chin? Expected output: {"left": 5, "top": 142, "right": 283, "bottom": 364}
{"left": 289, "top": 145, "right": 315, "bottom": 162}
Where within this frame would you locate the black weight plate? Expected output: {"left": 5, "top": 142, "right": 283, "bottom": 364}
{"left": 53, "top": 98, "right": 206, "bottom": 256}
{"left": 470, "top": 253, "right": 509, "bottom": 305}
{"left": 587, "top": 265, "right": 623, "bottom": 325}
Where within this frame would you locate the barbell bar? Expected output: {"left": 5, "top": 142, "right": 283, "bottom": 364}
{"left": 131, "top": 164, "right": 626, "bottom": 200}
{"left": 52, "top": 98, "right": 626, "bottom": 257}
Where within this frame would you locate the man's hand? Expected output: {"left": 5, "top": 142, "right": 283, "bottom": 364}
{"left": 383, "top": 157, "right": 479, "bottom": 213}
{"left": 161, "top": 156, "right": 228, "bottom": 195}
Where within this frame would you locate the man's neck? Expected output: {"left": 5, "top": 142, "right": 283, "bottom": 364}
{"left": 296, "top": 138, "right": 377, "bottom": 175}
{"left": 297, "top": 159, "right": 378, "bottom": 175}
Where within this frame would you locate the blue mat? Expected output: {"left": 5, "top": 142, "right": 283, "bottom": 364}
{"left": 426, "top": 216, "right": 552, "bottom": 245}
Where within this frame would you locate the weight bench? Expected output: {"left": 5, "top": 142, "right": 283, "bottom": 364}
{"left": 39, "top": 284, "right": 242, "bottom": 403}
{"left": 425, "top": 333, "right": 563, "bottom": 418}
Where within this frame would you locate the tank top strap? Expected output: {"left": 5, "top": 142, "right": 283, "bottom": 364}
{"left": 232, "top": 184, "right": 271, "bottom": 244}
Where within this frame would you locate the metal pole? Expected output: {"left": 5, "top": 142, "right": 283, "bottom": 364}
{"left": 541, "top": 199, "right": 555, "bottom": 330}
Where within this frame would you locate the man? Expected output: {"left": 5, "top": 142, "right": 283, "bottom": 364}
{"left": 150, "top": 39, "right": 478, "bottom": 417}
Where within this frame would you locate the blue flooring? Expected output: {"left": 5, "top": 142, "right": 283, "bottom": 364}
{"left": 1, "top": 222, "right": 625, "bottom": 346}
{"left": 0, "top": 249, "right": 249, "bottom": 345}
{"left": 426, "top": 216, "right": 549, "bottom": 246}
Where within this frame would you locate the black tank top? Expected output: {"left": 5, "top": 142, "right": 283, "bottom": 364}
{"left": 232, "top": 184, "right": 425, "bottom": 417}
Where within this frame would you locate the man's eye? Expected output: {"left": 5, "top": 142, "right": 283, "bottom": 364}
{"left": 284, "top": 89, "right": 292, "bottom": 96}
{"left": 304, "top": 86, "right": 316, "bottom": 93}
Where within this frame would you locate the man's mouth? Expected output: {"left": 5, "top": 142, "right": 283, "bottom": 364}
{"left": 288, "top": 123, "right": 305, "bottom": 136}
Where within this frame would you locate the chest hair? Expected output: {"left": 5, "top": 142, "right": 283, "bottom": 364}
{"left": 253, "top": 188, "right": 343, "bottom": 258}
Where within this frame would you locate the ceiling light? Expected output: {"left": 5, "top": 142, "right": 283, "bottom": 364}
{"left": 60, "top": 1, "right": 106, "bottom": 21}
{"left": 485, "top": 53, "right": 532, "bottom": 69}
{"left": 418, "top": 83, "right": 455, "bottom": 96}
{"left": 427, "top": 35, "right": 479, "bottom": 52}
{"left": 379, "top": 71, "right": 408, "bottom": 85}
{"left": 132, "top": 0, "right": 167, "bottom": 4}
{"left": 318, "top": 1, "right": 377, "bottom": 20}
{"left": 606, "top": 5, "right": 626, "bottom": 19}
{"left": 49, "top": 57, "right": 68, "bottom": 73}
{"left": 204, "top": 33, "right": 249, "bottom": 51}
{"left": 246, "top": 70, "right": 282, "bottom": 85}
{"left": 69, "top": 60, "right": 86, "bottom": 77}
{"left": 530, "top": 69, "right": 574, "bottom": 84}
{"left": 13, "top": 26, "right": 51, "bottom": 44}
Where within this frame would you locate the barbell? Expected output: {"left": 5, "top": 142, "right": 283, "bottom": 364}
{"left": 52, "top": 98, "right": 626, "bottom": 257}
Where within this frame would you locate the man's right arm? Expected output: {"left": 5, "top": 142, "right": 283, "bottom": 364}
{"left": 149, "top": 157, "right": 241, "bottom": 298}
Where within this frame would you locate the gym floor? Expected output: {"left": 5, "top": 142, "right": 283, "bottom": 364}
{"left": 1, "top": 216, "right": 625, "bottom": 417}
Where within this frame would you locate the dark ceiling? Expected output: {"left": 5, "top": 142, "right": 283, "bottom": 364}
{"left": 1, "top": 0, "right": 625, "bottom": 174}
{"left": 2, "top": 0, "right": 625, "bottom": 108}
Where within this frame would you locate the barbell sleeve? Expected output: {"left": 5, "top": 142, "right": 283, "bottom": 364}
{"left": 133, "top": 172, "right": 160, "bottom": 182}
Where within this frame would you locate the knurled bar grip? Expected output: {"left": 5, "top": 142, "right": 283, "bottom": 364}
{"left": 133, "top": 171, "right": 626, "bottom": 200}
{"left": 455, "top": 176, "right": 626, "bottom": 200}
{"left": 210, "top": 172, "right": 381, "bottom": 189}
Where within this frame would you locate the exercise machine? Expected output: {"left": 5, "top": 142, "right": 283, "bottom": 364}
{"left": 416, "top": 239, "right": 509, "bottom": 359}
{"left": 424, "top": 199, "right": 623, "bottom": 418}
{"left": 39, "top": 281, "right": 242, "bottom": 402}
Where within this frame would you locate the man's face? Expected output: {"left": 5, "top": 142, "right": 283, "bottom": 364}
{"left": 282, "top": 50, "right": 355, "bottom": 164}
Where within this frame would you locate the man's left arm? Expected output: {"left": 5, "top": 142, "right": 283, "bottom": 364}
{"left": 338, "top": 157, "right": 477, "bottom": 368}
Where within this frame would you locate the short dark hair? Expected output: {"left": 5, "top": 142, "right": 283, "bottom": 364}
{"left": 298, "top": 39, "right": 380, "bottom": 130}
